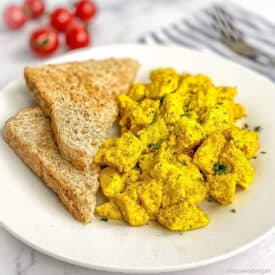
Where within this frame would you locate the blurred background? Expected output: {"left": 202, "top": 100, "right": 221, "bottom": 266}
{"left": 0, "top": 0, "right": 275, "bottom": 85}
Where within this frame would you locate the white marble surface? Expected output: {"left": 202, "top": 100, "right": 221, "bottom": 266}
{"left": 0, "top": 0, "right": 275, "bottom": 274}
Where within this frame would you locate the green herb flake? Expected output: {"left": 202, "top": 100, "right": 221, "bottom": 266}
{"left": 100, "top": 217, "right": 108, "bottom": 222}
{"left": 181, "top": 112, "right": 190, "bottom": 118}
{"left": 254, "top": 126, "right": 261, "bottom": 132}
{"left": 133, "top": 165, "right": 141, "bottom": 172}
{"left": 252, "top": 156, "right": 257, "bottom": 159}
{"left": 148, "top": 139, "right": 164, "bottom": 151}
{"left": 196, "top": 118, "right": 203, "bottom": 124}
{"left": 243, "top": 123, "right": 249, "bottom": 129}
{"left": 207, "top": 198, "right": 213, "bottom": 202}
{"left": 260, "top": 151, "right": 266, "bottom": 154}
{"left": 213, "top": 162, "right": 227, "bottom": 175}
{"left": 159, "top": 97, "right": 165, "bottom": 106}
{"left": 230, "top": 208, "right": 236, "bottom": 213}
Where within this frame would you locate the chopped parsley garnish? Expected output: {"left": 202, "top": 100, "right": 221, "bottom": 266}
{"left": 252, "top": 156, "right": 257, "bottom": 159}
{"left": 133, "top": 165, "right": 141, "bottom": 171}
{"left": 159, "top": 97, "right": 165, "bottom": 106}
{"left": 230, "top": 208, "right": 236, "bottom": 213}
{"left": 260, "top": 151, "right": 266, "bottom": 154}
{"left": 100, "top": 217, "right": 108, "bottom": 222}
{"left": 181, "top": 112, "right": 190, "bottom": 118}
{"left": 196, "top": 118, "right": 203, "bottom": 124}
{"left": 243, "top": 123, "right": 249, "bottom": 129}
{"left": 254, "top": 126, "right": 261, "bottom": 132}
{"left": 207, "top": 198, "right": 213, "bottom": 202}
{"left": 182, "top": 161, "right": 187, "bottom": 166}
{"left": 147, "top": 139, "right": 164, "bottom": 151}
{"left": 213, "top": 162, "right": 227, "bottom": 175}
{"left": 176, "top": 174, "right": 182, "bottom": 180}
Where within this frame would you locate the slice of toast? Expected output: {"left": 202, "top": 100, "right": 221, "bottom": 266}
{"left": 3, "top": 107, "right": 99, "bottom": 224}
{"left": 24, "top": 58, "right": 140, "bottom": 171}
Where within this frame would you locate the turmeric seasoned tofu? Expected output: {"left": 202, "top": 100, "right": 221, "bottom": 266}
{"left": 118, "top": 94, "right": 159, "bottom": 133}
{"left": 99, "top": 167, "right": 125, "bottom": 198}
{"left": 230, "top": 128, "right": 259, "bottom": 159}
{"left": 174, "top": 117, "right": 204, "bottom": 151}
{"left": 138, "top": 119, "right": 168, "bottom": 153}
{"left": 138, "top": 178, "right": 163, "bottom": 219}
{"left": 220, "top": 141, "right": 255, "bottom": 189}
{"left": 193, "top": 132, "right": 226, "bottom": 175}
{"left": 157, "top": 201, "right": 209, "bottom": 231}
{"left": 207, "top": 173, "right": 237, "bottom": 205}
{"left": 112, "top": 194, "right": 149, "bottom": 226}
{"left": 95, "top": 68, "right": 259, "bottom": 232}
{"left": 148, "top": 68, "right": 179, "bottom": 98}
{"left": 94, "top": 132, "right": 143, "bottom": 173}
{"left": 95, "top": 201, "right": 122, "bottom": 220}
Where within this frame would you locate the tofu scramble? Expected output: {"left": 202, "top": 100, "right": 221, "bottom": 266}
{"left": 94, "top": 68, "right": 259, "bottom": 231}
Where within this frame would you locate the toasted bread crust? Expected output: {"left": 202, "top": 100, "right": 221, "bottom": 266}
{"left": 3, "top": 107, "right": 99, "bottom": 223}
{"left": 24, "top": 58, "right": 140, "bottom": 170}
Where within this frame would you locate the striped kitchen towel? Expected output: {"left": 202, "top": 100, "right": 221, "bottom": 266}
{"left": 138, "top": 2, "right": 275, "bottom": 82}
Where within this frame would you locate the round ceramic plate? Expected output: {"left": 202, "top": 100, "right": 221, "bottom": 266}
{"left": 0, "top": 44, "right": 275, "bottom": 273}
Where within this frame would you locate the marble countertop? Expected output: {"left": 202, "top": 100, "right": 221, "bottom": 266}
{"left": 1, "top": 0, "right": 275, "bottom": 274}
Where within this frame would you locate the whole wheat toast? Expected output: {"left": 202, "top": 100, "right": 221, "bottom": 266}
{"left": 24, "top": 58, "right": 140, "bottom": 170}
{"left": 3, "top": 107, "right": 99, "bottom": 224}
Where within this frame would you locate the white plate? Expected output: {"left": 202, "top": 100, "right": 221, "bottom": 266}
{"left": 0, "top": 44, "right": 275, "bottom": 273}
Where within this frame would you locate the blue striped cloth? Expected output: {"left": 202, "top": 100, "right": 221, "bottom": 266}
{"left": 138, "top": 2, "right": 275, "bottom": 82}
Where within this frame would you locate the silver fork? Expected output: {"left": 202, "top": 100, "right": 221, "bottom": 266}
{"left": 208, "top": 6, "right": 275, "bottom": 67}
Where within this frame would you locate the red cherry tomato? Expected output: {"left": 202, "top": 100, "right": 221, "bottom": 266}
{"left": 75, "top": 0, "right": 97, "bottom": 21}
{"left": 50, "top": 8, "right": 73, "bottom": 32}
{"left": 30, "top": 27, "right": 59, "bottom": 57}
{"left": 24, "top": 0, "right": 45, "bottom": 19}
{"left": 66, "top": 26, "right": 90, "bottom": 50}
{"left": 3, "top": 5, "right": 28, "bottom": 29}
{"left": 66, "top": 19, "right": 86, "bottom": 33}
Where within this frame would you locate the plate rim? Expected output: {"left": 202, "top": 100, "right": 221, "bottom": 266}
{"left": 1, "top": 44, "right": 275, "bottom": 273}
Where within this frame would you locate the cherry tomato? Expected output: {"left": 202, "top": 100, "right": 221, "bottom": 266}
{"left": 24, "top": 0, "right": 45, "bottom": 19}
{"left": 75, "top": 0, "right": 97, "bottom": 21}
{"left": 50, "top": 8, "right": 73, "bottom": 32}
{"left": 66, "top": 19, "right": 86, "bottom": 33}
{"left": 3, "top": 5, "right": 28, "bottom": 29}
{"left": 66, "top": 26, "right": 90, "bottom": 50}
{"left": 30, "top": 27, "right": 59, "bottom": 57}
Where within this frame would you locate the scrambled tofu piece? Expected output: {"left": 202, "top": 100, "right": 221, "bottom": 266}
{"left": 122, "top": 168, "right": 141, "bottom": 184}
{"left": 147, "top": 68, "right": 179, "bottom": 98}
{"left": 139, "top": 152, "right": 155, "bottom": 175}
{"left": 216, "top": 86, "right": 237, "bottom": 101}
{"left": 174, "top": 117, "right": 204, "bottom": 151}
{"left": 112, "top": 194, "right": 149, "bottom": 226}
{"left": 94, "top": 132, "right": 143, "bottom": 173}
{"left": 193, "top": 132, "right": 226, "bottom": 175}
{"left": 157, "top": 201, "right": 209, "bottom": 231}
{"left": 189, "top": 86, "right": 218, "bottom": 113}
{"left": 99, "top": 167, "right": 125, "bottom": 198}
{"left": 118, "top": 94, "right": 160, "bottom": 132}
{"left": 161, "top": 160, "right": 206, "bottom": 207}
{"left": 230, "top": 128, "right": 259, "bottom": 159}
{"left": 161, "top": 92, "right": 185, "bottom": 124}
{"left": 128, "top": 83, "right": 148, "bottom": 101}
{"left": 232, "top": 103, "right": 246, "bottom": 119}
{"left": 95, "top": 201, "right": 122, "bottom": 220}
{"left": 138, "top": 119, "right": 168, "bottom": 153}
{"left": 207, "top": 173, "right": 237, "bottom": 205}
{"left": 202, "top": 104, "right": 232, "bottom": 135}
{"left": 220, "top": 141, "right": 255, "bottom": 189}
{"left": 138, "top": 179, "right": 163, "bottom": 219}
